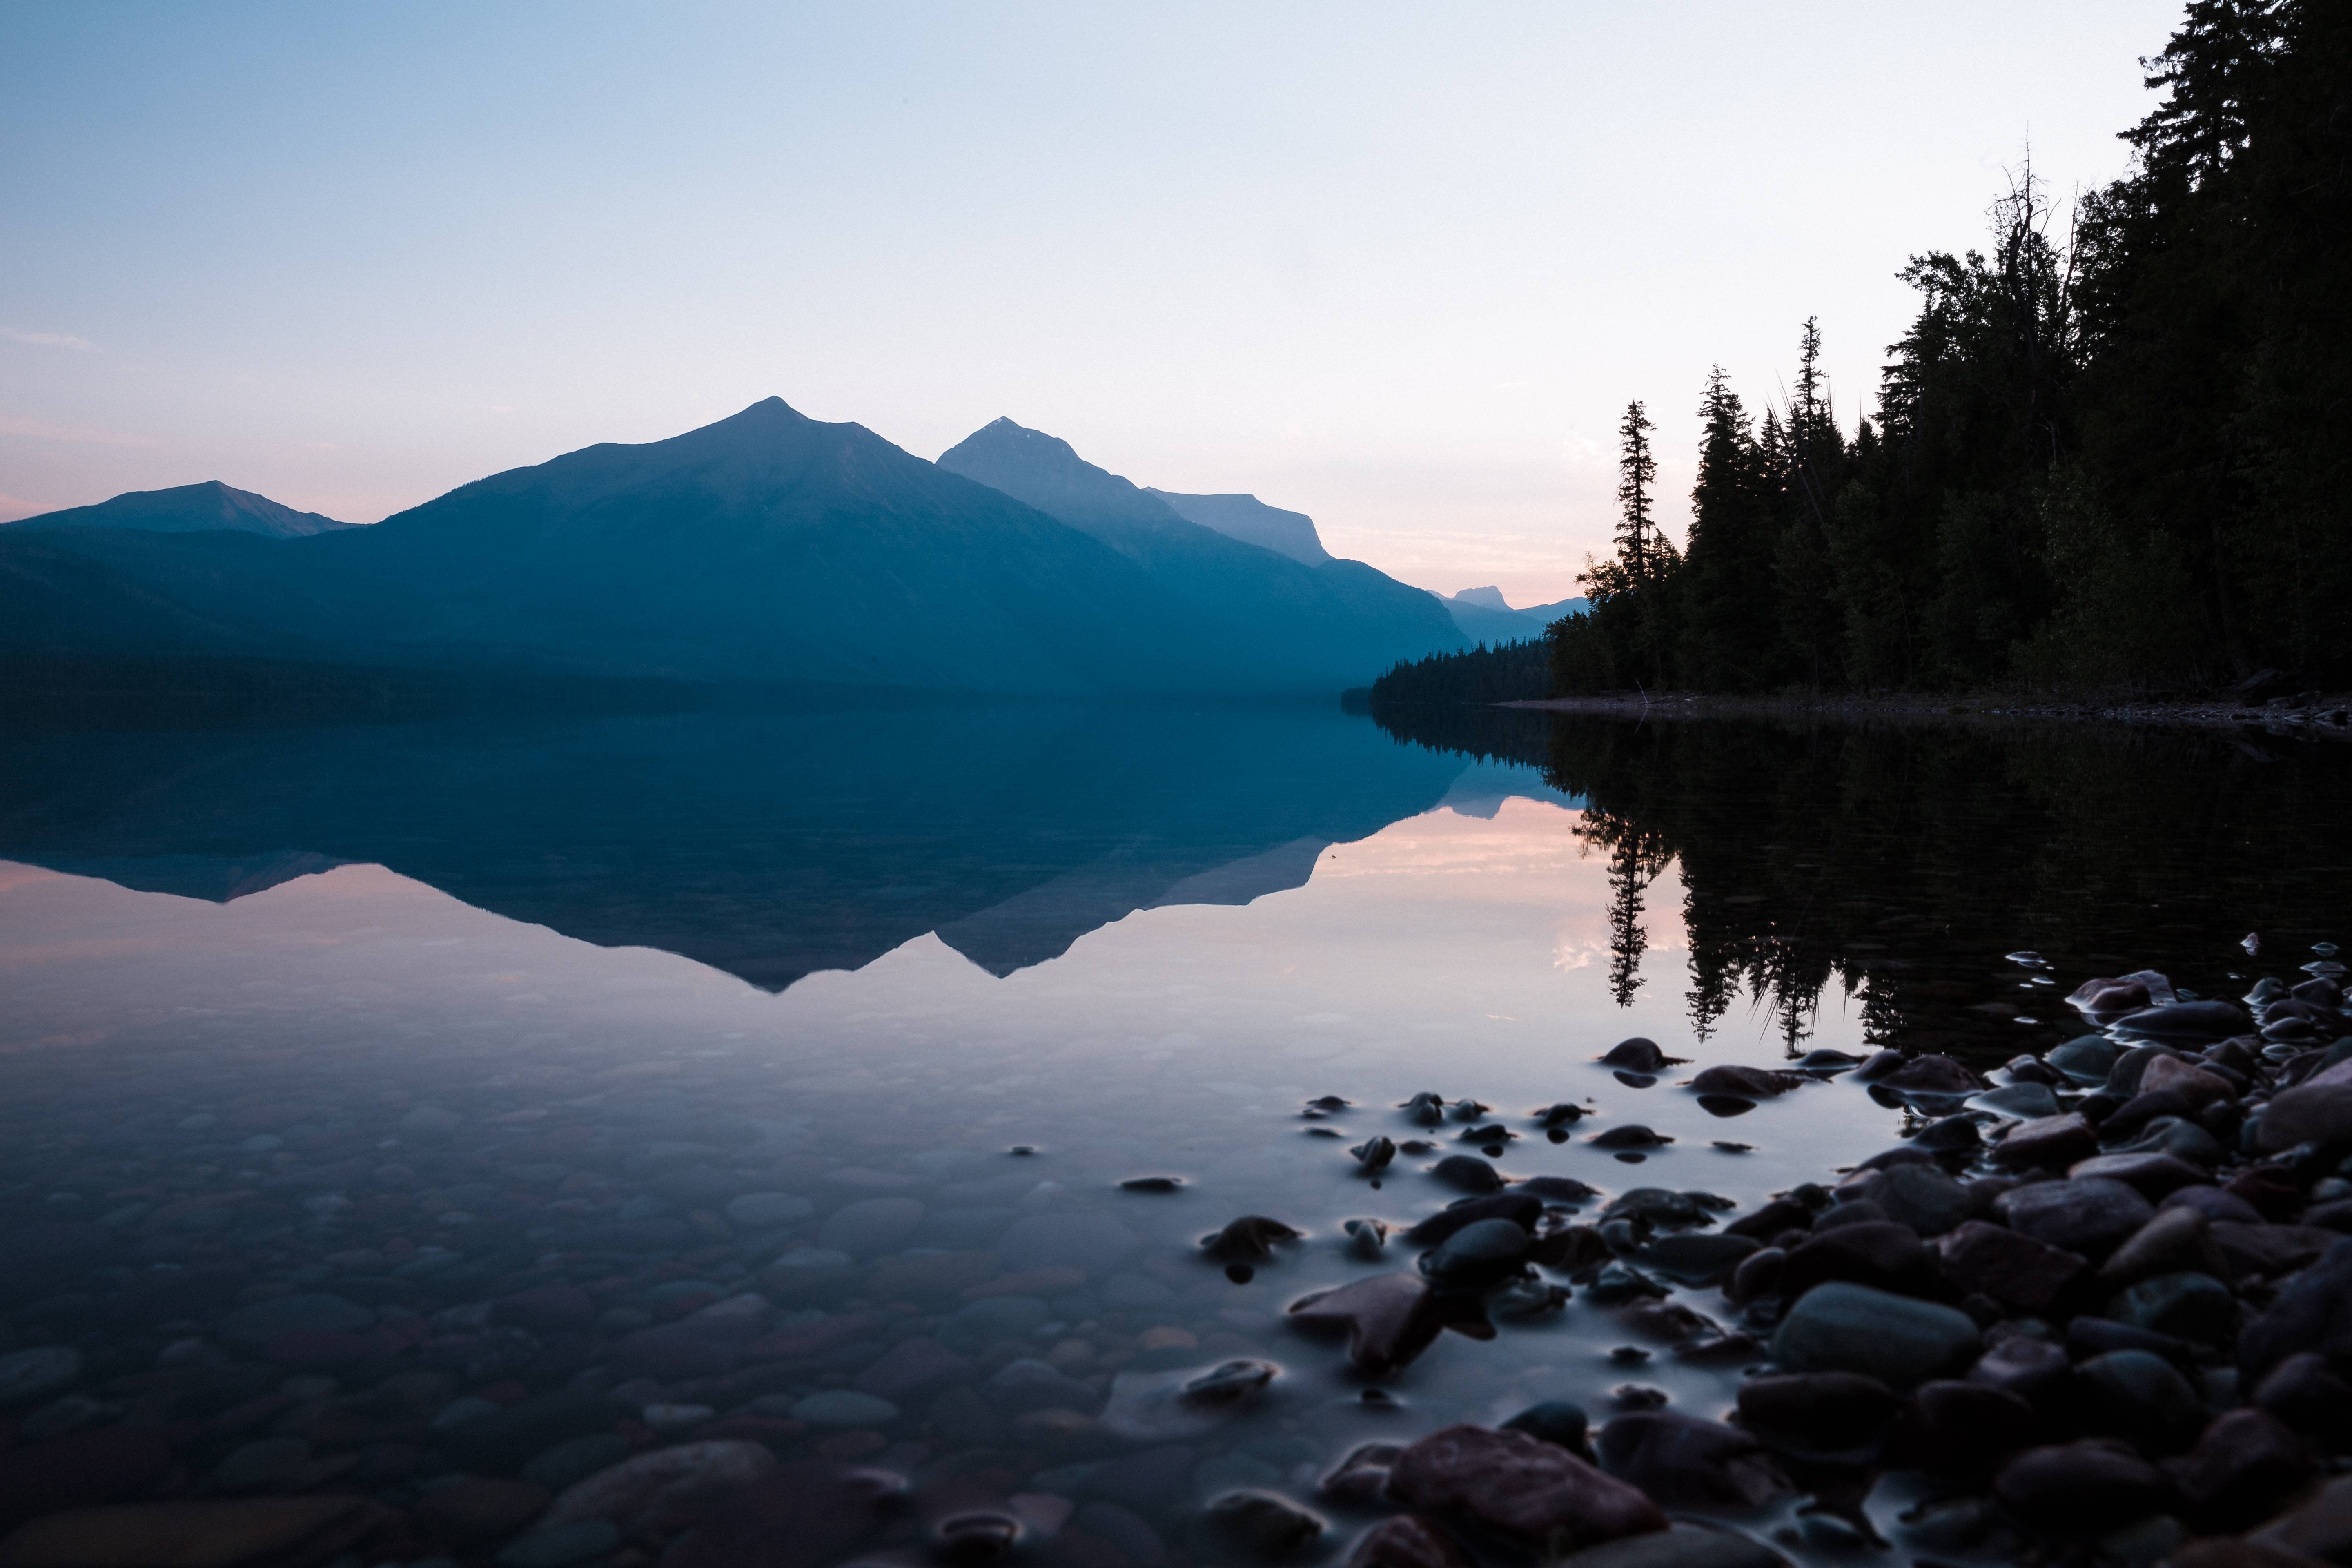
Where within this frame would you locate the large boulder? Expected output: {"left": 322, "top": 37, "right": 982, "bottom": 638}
{"left": 1770, "top": 1283, "right": 1979, "bottom": 1389}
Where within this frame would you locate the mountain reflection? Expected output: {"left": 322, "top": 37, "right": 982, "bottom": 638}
{"left": 1380, "top": 706, "right": 2352, "bottom": 1060}
{"left": 0, "top": 705, "right": 1480, "bottom": 991}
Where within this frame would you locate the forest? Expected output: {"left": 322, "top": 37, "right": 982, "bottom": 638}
{"left": 1375, "top": 0, "right": 2347, "bottom": 710}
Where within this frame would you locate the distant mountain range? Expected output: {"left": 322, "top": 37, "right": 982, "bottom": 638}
{"left": 1439, "top": 585, "right": 1589, "bottom": 643}
{"left": 0, "top": 399, "right": 1501, "bottom": 701}
{"left": 9, "top": 480, "right": 354, "bottom": 538}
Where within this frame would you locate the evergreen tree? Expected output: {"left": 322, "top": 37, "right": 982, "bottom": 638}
{"left": 1615, "top": 401, "right": 1659, "bottom": 579}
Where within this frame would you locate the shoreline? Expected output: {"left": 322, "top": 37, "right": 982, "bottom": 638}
{"left": 1499, "top": 689, "right": 2352, "bottom": 740}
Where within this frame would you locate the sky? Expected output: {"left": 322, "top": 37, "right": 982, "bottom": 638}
{"left": 2, "top": 1, "right": 2185, "bottom": 605}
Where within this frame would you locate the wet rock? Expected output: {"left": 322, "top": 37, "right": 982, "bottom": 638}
{"left": 2256, "top": 1074, "right": 2352, "bottom": 1154}
{"left": 2163, "top": 1184, "right": 2265, "bottom": 1224}
{"left": 0, "top": 1497, "right": 396, "bottom": 1568}
{"left": 214, "top": 1292, "right": 375, "bottom": 1350}
{"left": 2216, "top": 1222, "right": 2341, "bottom": 1278}
{"left": 1345, "top": 1514, "right": 1472, "bottom": 1568}
{"left": 1734, "top": 1371, "right": 1900, "bottom": 1462}
{"left": 1992, "top": 1113, "right": 2100, "bottom": 1171}
{"left": 2114, "top": 1000, "right": 2252, "bottom": 1045}
{"left": 1886, "top": 1381, "right": 2039, "bottom": 1478}
{"left": 2253, "top": 1352, "right": 2352, "bottom": 1444}
{"left": 2107, "top": 1271, "right": 2237, "bottom": 1345}
{"left": 1966, "top": 1333, "right": 2073, "bottom": 1405}
{"left": 1428, "top": 1156, "right": 1502, "bottom": 1194}
{"left": 0, "top": 1427, "right": 173, "bottom": 1538}
{"left": 2048, "top": 1035, "right": 2120, "bottom": 1084}
{"left": 541, "top": 1440, "right": 775, "bottom": 1538}
{"left": 0, "top": 1348, "right": 80, "bottom": 1410}
{"left": 1994, "top": 1441, "right": 2172, "bottom": 1534}
{"left": 1404, "top": 1193, "right": 1540, "bottom": 1246}
{"left": 2139, "top": 1053, "right": 2237, "bottom": 1107}
{"left": 1589, "top": 1126, "right": 1670, "bottom": 1150}
{"left": 1937, "top": 1221, "right": 2084, "bottom": 1312}
{"left": 1688, "top": 1066, "right": 1802, "bottom": 1098}
{"left": 440, "top": 1390, "right": 618, "bottom": 1475}
{"left": 1995, "top": 1177, "right": 2154, "bottom": 1258}
{"left": 1849, "top": 1162, "right": 1974, "bottom": 1236}
{"left": 2168, "top": 1409, "right": 2313, "bottom": 1532}
{"left": 1202, "top": 1215, "right": 1303, "bottom": 1263}
{"left": 1289, "top": 1274, "right": 1447, "bottom": 1377}
{"left": 2238, "top": 1237, "right": 2352, "bottom": 1381}
{"left": 1594, "top": 1410, "right": 1791, "bottom": 1510}
{"left": 998, "top": 1211, "right": 1138, "bottom": 1272}
{"left": 1975, "top": 1082, "right": 2063, "bottom": 1120}
{"left": 2069, "top": 1151, "right": 2210, "bottom": 1198}
{"left": 1418, "top": 1218, "right": 1529, "bottom": 1289}
{"left": 985, "top": 1358, "right": 1096, "bottom": 1415}
{"left": 1553, "top": 1523, "right": 1792, "bottom": 1568}
{"left": 1100, "top": 1360, "right": 1276, "bottom": 1440}
{"left": 2101, "top": 1207, "right": 2228, "bottom": 1289}
{"left": 1771, "top": 1282, "right": 1979, "bottom": 1388}
{"left": 1385, "top": 1424, "right": 1667, "bottom": 1549}
{"left": 1777, "top": 1221, "right": 1935, "bottom": 1299}
{"left": 2076, "top": 1349, "right": 2206, "bottom": 1454}
{"left": 1201, "top": 1491, "right": 1323, "bottom": 1558}
{"left": 668, "top": 1459, "right": 909, "bottom": 1568}
{"left": 1351, "top": 1136, "right": 1396, "bottom": 1174}
{"left": 939, "top": 1294, "right": 1050, "bottom": 1352}
{"left": 1877, "top": 1055, "right": 1980, "bottom": 1094}
{"left": 792, "top": 1390, "right": 900, "bottom": 1427}
{"left": 497, "top": 1519, "right": 621, "bottom": 1566}
{"left": 725, "top": 1192, "right": 815, "bottom": 1228}
{"left": 1503, "top": 1401, "right": 1591, "bottom": 1454}
{"left": 1637, "top": 1234, "right": 1757, "bottom": 1287}
{"left": 1601, "top": 1040, "right": 1680, "bottom": 1072}
{"left": 2249, "top": 1474, "right": 2352, "bottom": 1564}
{"left": 497, "top": 1285, "right": 598, "bottom": 1334}
{"left": 854, "top": 1336, "right": 971, "bottom": 1401}
{"left": 818, "top": 1196, "right": 926, "bottom": 1256}
{"left": 415, "top": 1478, "right": 552, "bottom": 1550}
{"left": 520, "top": 1433, "right": 630, "bottom": 1493}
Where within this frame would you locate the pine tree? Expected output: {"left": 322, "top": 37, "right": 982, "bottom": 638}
{"left": 1615, "top": 401, "right": 1659, "bottom": 579}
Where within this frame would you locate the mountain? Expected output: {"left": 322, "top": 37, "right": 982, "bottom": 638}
{"left": 1145, "top": 489, "right": 1332, "bottom": 566}
{"left": 0, "top": 399, "right": 1463, "bottom": 702}
{"left": 937, "top": 419, "right": 1461, "bottom": 694}
{"left": 1439, "top": 586, "right": 1590, "bottom": 642}
{"left": 7, "top": 481, "right": 354, "bottom": 538}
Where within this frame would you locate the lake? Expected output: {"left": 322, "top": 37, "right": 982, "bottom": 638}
{"left": 0, "top": 704, "right": 2342, "bottom": 1568}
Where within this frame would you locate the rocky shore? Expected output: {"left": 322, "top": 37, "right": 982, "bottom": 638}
{"left": 1505, "top": 689, "right": 2352, "bottom": 742}
{"left": 1, "top": 952, "right": 2349, "bottom": 1568}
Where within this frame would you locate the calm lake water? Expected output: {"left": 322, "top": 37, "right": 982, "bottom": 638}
{"left": 0, "top": 704, "right": 2342, "bottom": 1567}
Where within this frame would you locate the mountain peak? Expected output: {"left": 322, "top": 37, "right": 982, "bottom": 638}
{"left": 937, "top": 419, "right": 1180, "bottom": 531}
{"left": 1450, "top": 585, "right": 1511, "bottom": 610}
{"left": 1147, "top": 489, "right": 1333, "bottom": 567}
{"left": 6, "top": 480, "right": 352, "bottom": 539}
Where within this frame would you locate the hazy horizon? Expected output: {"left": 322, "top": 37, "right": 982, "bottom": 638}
{"left": 3, "top": 1, "right": 2180, "bottom": 604}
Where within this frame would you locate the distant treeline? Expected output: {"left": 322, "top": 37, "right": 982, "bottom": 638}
{"left": 1368, "top": 639, "right": 1549, "bottom": 710}
{"left": 1394, "top": 2, "right": 2350, "bottom": 709}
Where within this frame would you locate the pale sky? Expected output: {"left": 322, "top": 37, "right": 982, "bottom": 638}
{"left": 2, "top": 1, "right": 2181, "bottom": 605}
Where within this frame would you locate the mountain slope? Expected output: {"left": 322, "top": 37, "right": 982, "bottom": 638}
{"left": 7, "top": 481, "right": 353, "bottom": 538}
{"left": 1439, "top": 588, "right": 1591, "bottom": 641}
{"left": 1145, "top": 489, "right": 1333, "bottom": 566}
{"left": 938, "top": 419, "right": 1460, "bottom": 693}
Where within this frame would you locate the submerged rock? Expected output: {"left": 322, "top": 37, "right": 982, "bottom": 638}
{"left": 1385, "top": 1424, "right": 1667, "bottom": 1549}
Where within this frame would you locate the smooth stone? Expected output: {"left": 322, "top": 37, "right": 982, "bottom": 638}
{"left": 1993, "top": 1178, "right": 2153, "bottom": 1258}
{"left": 1201, "top": 1490, "right": 1324, "bottom": 1557}
{"left": 1771, "top": 1283, "right": 1979, "bottom": 1389}
{"left": 401, "top": 1104, "right": 463, "bottom": 1134}
{"left": 1601, "top": 1039, "right": 1674, "bottom": 1072}
{"left": 1503, "top": 1401, "right": 1591, "bottom": 1453}
{"left": 1975, "top": 1083, "right": 2063, "bottom": 1120}
{"left": 520, "top": 1434, "right": 631, "bottom": 1493}
{"left": 984, "top": 1358, "right": 1096, "bottom": 1414}
{"left": 2069, "top": 1152, "right": 2209, "bottom": 1198}
{"left": 1593, "top": 1411, "right": 1790, "bottom": 1510}
{"left": 817, "top": 1198, "right": 925, "bottom": 1256}
{"left": 0, "top": 1498, "right": 391, "bottom": 1568}
{"left": 1887, "top": 1381, "right": 2040, "bottom": 1478}
{"left": 2251, "top": 1474, "right": 2352, "bottom": 1563}
{"left": 1101, "top": 1361, "right": 1277, "bottom": 1441}
{"left": 2047, "top": 1036, "right": 2120, "bottom": 1085}
{"left": 1555, "top": 1523, "right": 1792, "bottom": 1568}
{"left": 496, "top": 1520, "right": 621, "bottom": 1567}
{"left": 2255, "top": 1079, "right": 2352, "bottom": 1153}
{"left": 1847, "top": 1163, "right": 1973, "bottom": 1236}
{"left": 414, "top": 1479, "right": 552, "bottom": 1549}
{"left": 496, "top": 1285, "right": 598, "bottom": 1334}
{"left": 439, "top": 1392, "right": 618, "bottom": 1475}
{"left": 1385, "top": 1424, "right": 1666, "bottom": 1549}
{"left": 1993, "top": 1441, "right": 2171, "bottom": 1533}
{"left": 724, "top": 1193, "right": 814, "bottom": 1229}
{"left": 1967, "top": 1333, "right": 2073, "bottom": 1404}
{"left": 1637, "top": 1233, "right": 1757, "bottom": 1287}
{"left": 1287, "top": 1274, "right": 1447, "bottom": 1379}
{"left": 2140, "top": 1053, "right": 2235, "bottom": 1106}
{"left": 541, "top": 1441, "right": 775, "bottom": 1537}
{"left": 1936, "top": 1221, "right": 2084, "bottom": 1313}
{"left": 0, "top": 1348, "right": 81, "bottom": 1408}
{"left": 2112, "top": 1000, "right": 2252, "bottom": 1044}
{"left": 1428, "top": 1156, "right": 1502, "bottom": 1194}
{"left": 852, "top": 1336, "right": 971, "bottom": 1401}
{"left": 1346, "top": 1514, "right": 1474, "bottom": 1568}
{"left": 1404, "top": 1194, "right": 1541, "bottom": 1246}
{"left": 214, "top": 1293, "right": 375, "bottom": 1349}
{"left": 1735, "top": 1372, "right": 1900, "bottom": 1460}
{"left": 2107, "top": 1271, "right": 2236, "bottom": 1344}
{"left": 2238, "top": 1236, "right": 2352, "bottom": 1381}
{"left": 2171, "top": 1409, "right": 2314, "bottom": 1533}
{"left": 998, "top": 1211, "right": 1138, "bottom": 1272}
{"left": 2074, "top": 1350, "right": 2206, "bottom": 1455}
{"left": 1992, "top": 1114, "right": 2100, "bottom": 1172}
{"left": 1875, "top": 1055, "right": 1980, "bottom": 1094}
{"left": 1688, "top": 1065, "right": 1802, "bottom": 1098}
{"left": 1778, "top": 1222, "right": 1933, "bottom": 1299}
{"left": 2162, "top": 1185, "right": 2265, "bottom": 1224}
{"left": 939, "top": 1294, "right": 1050, "bottom": 1353}
{"left": 665, "top": 1458, "right": 911, "bottom": 1568}
{"left": 1418, "top": 1218, "right": 1528, "bottom": 1288}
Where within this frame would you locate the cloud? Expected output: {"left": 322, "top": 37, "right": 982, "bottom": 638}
{"left": 2, "top": 328, "right": 98, "bottom": 352}
{"left": 0, "top": 413, "right": 163, "bottom": 448}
